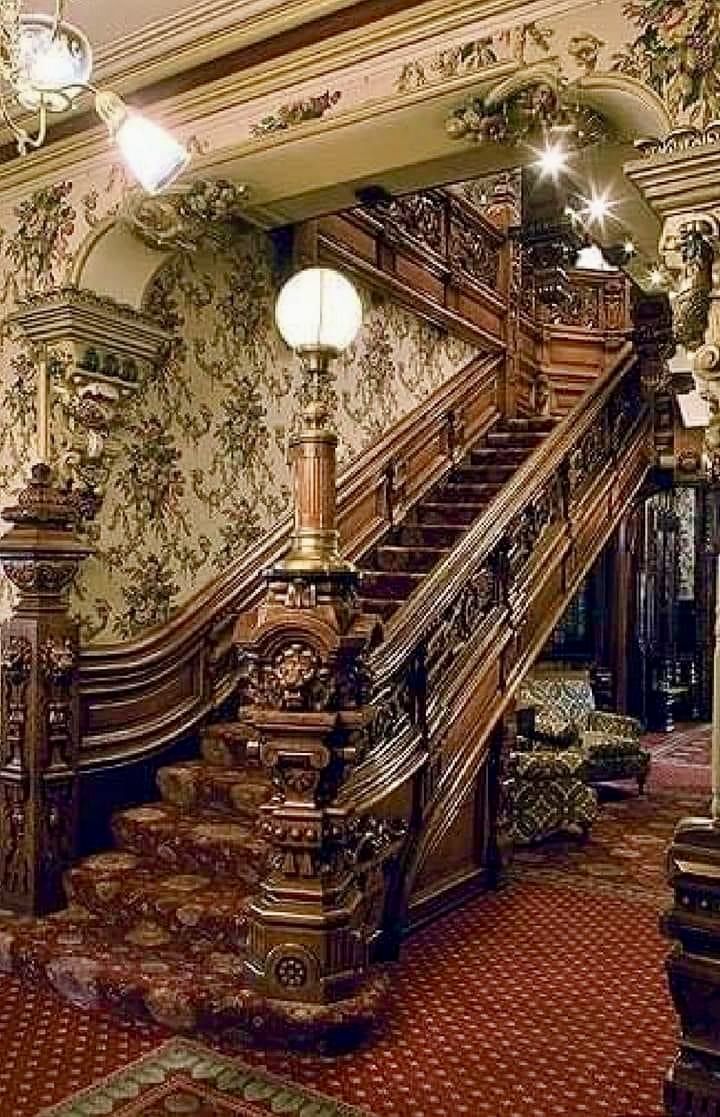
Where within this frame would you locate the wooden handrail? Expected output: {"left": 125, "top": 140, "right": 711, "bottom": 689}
{"left": 341, "top": 341, "right": 650, "bottom": 824}
{"left": 77, "top": 350, "right": 503, "bottom": 765}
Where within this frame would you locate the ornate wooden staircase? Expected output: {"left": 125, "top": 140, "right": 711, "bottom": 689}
{"left": 0, "top": 358, "right": 651, "bottom": 1041}
{"left": 358, "top": 416, "right": 555, "bottom": 621}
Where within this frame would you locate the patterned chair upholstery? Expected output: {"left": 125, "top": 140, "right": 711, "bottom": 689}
{"left": 518, "top": 674, "right": 651, "bottom": 794}
{"left": 506, "top": 739, "right": 599, "bottom": 845}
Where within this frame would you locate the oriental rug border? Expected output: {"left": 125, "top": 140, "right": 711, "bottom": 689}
{"left": 39, "top": 1036, "right": 377, "bottom": 1117}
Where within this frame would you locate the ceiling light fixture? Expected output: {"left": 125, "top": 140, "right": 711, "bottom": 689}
{"left": 584, "top": 191, "right": 613, "bottom": 225}
{"left": 535, "top": 141, "right": 569, "bottom": 180}
{"left": 0, "top": 1, "right": 189, "bottom": 192}
{"left": 624, "top": 240, "right": 635, "bottom": 256}
{"left": 649, "top": 266, "right": 666, "bottom": 288}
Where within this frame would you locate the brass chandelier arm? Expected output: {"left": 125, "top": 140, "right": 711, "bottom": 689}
{"left": 0, "top": 77, "right": 47, "bottom": 151}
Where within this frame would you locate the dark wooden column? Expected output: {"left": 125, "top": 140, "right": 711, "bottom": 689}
{"left": 0, "top": 464, "right": 90, "bottom": 914}
{"left": 604, "top": 517, "right": 635, "bottom": 713}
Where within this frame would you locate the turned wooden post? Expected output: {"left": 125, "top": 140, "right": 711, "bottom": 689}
{"left": 485, "top": 174, "right": 521, "bottom": 420}
{"left": 0, "top": 464, "right": 90, "bottom": 914}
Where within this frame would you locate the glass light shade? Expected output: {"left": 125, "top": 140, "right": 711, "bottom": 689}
{"left": 275, "top": 267, "right": 363, "bottom": 354}
{"left": 16, "top": 15, "right": 93, "bottom": 113}
{"left": 575, "top": 244, "right": 614, "bottom": 271}
{"left": 114, "top": 112, "right": 190, "bottom": 194}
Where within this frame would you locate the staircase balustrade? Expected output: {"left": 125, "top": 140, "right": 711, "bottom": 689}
{"left": 344, "top": 346, "right": 652, "bottom": 915}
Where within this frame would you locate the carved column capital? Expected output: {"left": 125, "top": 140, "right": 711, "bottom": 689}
{"left": 10, "top": 289, "right": 172, "bottom": 520}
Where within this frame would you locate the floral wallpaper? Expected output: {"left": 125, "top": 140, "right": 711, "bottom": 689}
{"left": 0, "top": 170, "right": 477, "bottom": 643}
{"left": 73, "top": 238, "right": 476, "bottom": 642}
{"left": 612, "top": 0, "right": 720, "bottom": 124}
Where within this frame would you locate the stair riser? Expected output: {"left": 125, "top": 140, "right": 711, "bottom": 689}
{"left": 0, "top": 921, "right": 383, "bottom": 1040}
{"left": 359, "top": 571, "right": 424, "bottom": 599}
{"left": 112, "top": 811, "right": 267, "bottom": 886}
{"left": 371, "top": 546, "right": 449, "bottom": 574}
{"left": 357, "top": 597, "right": 402, "bottom": 621}
{"left": 486, "top": 433, "right": 545, "bottom": 449}
{"left": 65, "top": 869, "right": 248, "bottom": 952}
{"left": 392, "top": 524, "right": 467, "bottom": 548}
{"left": 415, "top": 504, "right": 480, "bottom": 526}
{"left": 501, "top": 417, "right": 556, "bottom": 432}
{"left": 434, "top": 484, "right": 498, "bottom": 504}
{"left": 453, "top": 466, "right": 519, "bottom": 485}
{"left": 468, "top": 449, "right": 528, "bottom": 467}
{"left": 157, "top": 765, "right": 271, "bottom": 820}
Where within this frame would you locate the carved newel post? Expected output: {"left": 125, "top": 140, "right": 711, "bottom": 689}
{"left": 0, "top": 463, "right": 90, "bottom": 914}
{"left": 234, "top": 268, "right": 394, "bottom": 1017}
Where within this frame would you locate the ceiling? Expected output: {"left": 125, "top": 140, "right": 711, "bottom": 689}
{"left": 63, "top": 0, "right": 204, "bottom": 47}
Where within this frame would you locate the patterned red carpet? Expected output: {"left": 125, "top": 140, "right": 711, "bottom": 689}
{"left": 0, "top": 728, "right": 712, "bottom": 1117}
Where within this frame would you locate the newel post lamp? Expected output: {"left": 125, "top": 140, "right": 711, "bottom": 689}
{"left": 274, "top": 266, "right": 362, "bottom": 574}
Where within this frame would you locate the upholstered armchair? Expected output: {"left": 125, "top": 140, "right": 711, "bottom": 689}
{"left": 518, "top": 674, "right": 651, "bottom": 794}
{"left": 506, "top": 738, "right": 599, "bottom": 845}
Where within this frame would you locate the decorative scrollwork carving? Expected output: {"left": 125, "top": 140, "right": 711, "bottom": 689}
{"left": 123, "top": 178, "right": 251, "bottom": 252}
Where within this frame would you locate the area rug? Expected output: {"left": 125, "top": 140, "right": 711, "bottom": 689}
{"left": 643, "top": 723, "right": 711, "bottom": 791}
{"left": 39, "top": 1038, "right": 375, "bottom": 1117}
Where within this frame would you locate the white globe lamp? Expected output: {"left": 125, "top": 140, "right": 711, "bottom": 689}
{"left": 275, "top": 267, "right": 362, "bottom": 356}
{"left": 274, "top": 267, "right": 363, "bottom": 574}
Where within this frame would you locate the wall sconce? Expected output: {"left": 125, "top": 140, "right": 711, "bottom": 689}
{"left": 1, "top": 3, "right": 189, "bottom": 192}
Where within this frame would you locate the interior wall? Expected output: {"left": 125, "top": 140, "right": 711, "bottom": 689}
{"left": 0, "top": 171, "right": 478, "bottom": 644}
{"left": 75, "top": 234, "right": 478, "bottom": 642}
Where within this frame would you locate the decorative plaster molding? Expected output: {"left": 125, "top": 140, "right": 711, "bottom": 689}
{"left": 121, "top": 179, "right": 253, "bottom": 251}
{"left": 625, "top": 145, "right": 720, "bottom": 220}
{"left": 0, "top": 0, "right": 598, "bottom": 197}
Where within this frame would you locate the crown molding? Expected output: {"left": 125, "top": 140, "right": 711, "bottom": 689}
{"left": 0, "top": 0, "right": 590, "bottom": 191}
{"left": 625, "top": 144, "right": 720, "bottom": 219}
{"left": 89, "top": 0, "right": 362, "bottom": 93}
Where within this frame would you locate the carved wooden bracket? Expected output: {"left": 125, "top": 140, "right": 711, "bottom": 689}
{"left": 10, "top": 287, "right": 172, "bottom": 519}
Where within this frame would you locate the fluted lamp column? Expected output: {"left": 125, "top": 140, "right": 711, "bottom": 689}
{"left": 275, "top": 267, "right": 362, "bottom": 574}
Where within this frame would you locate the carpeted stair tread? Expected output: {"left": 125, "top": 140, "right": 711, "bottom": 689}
{"left": 65, "top": 852, "right": 252, "bottom": 950}
{"left": 467, "top": 448, "right": 528, "bottom": 468}
{"left": 112, "top": 803, "right": 268, "bottom": 884}
{"left": 200, "top": 724, "right": 265, "bottom": 768}
{"left": 434, "top": 481, "right": 501, "bottom": 503}
{"left": 451, "top": 464, "right": 518, "bottom": 485}
{"left": 357, "top": 596, "right": 403, "bottom": 621}
{"left": 392, "top": 523, "right": 468, "bottom": 548}
{"left": 415, "top": 501, "right": 486, "bottom": 525}
{"left": 501, "top": 416, "right": 556, "bottom": 432}
{"left": 157, "top": 760, "right": 273, "bottom": 818}
{"left": 357, "top": 570, "right": 425, "bottom": 599}
{"left": 485, "top": 431, "right": 546, "bottom": 448}
{"left": 0, "top": 909, "right": 387, "bottom": 1038}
